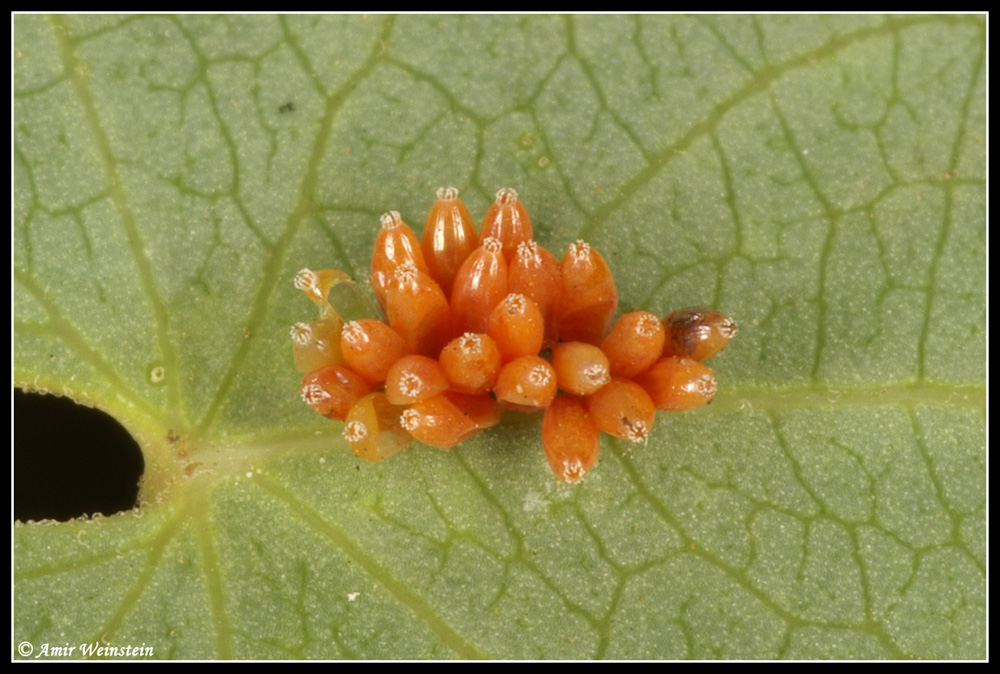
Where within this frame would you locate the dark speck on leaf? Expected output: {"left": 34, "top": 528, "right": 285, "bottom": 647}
{"left": 279, "top": 102, "right": 295, "bottom": 114}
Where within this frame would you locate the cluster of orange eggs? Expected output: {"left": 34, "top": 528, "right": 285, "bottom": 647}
{"left": 291, "top": 187, "right": 736, "bottom": 483}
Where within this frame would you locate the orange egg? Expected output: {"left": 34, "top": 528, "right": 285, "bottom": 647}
{"left": 450, "top": 237, "right": 508, "bottom": 334}
{"left": 290, "top": 317, "right": 344, "bottom": 373}
{"left": 340, "top": 318, "right": 408, "bottom": 385}
{"left": 444, "top": 390, "right": 501, "bottom": 430}
{"left": 509, "top": 240, "right": 562, "bottom": 347}
{"left": 385, "top": 262, "right": 455, "bottom": 357}
{"left": 486, "top": 293, "right": 544, "bottom": 363}
{"left": 662, "top": 306, "right": 738, "bottom": 361}
{"left": 634, "top": 356, "right": 718, "bottom": 411}
{"left": 300, "top": 365, "right": 373, "bottom": 421}
{"left": 421, "top": 186, "right": 478, "bottom": 296}
{"left": 371, "top": 211, "right": 429, "bottom": 315}
{"left": 542, "top": 395, "right": 600, "bottom": 484}
{"left": 384, "top": 354, "right": 450, "bottom": 405}
{"left": 550, "top": 341, "right": 610, "bottom": 396}
{"left": 556, "top": 240, "right": 618, "bottom": 345}
{"left": 585, "top": 378, "right": 655, "bottom": 444}
{"left": 293, "top": 267, "right": 351, "bottom": 319}
{"left": 343, "top": 392, "right": 411, "bottom": 462}
{"left": 493, "top": 355, "right": 557, "bottom": 411}
{"left": 601, "top": 310, "right": 665, "bottom": 379}
{"left": 481, "top": 187, "right": 533, "bottom": 262}
{"left": 400, "top": 391, "right": 499, "bottom": 449}
{"left": 438, "top": 332, "right": 502, "bottom": 395}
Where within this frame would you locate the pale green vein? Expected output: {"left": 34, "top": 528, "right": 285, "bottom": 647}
{"left": 13, "top": 146, "right": 42, "bottom": 276}
{"left": 520, "top": 105, "right": 591, "bottom": 226}
{"left": 564, "top": 15, "right": 652, "bottom": 163}
{"left": 253, "top": 473, "right": 488, "bottom": 660}
{"left": 916, "top": 30, "right": 986, "bottom": 381}
{"left": 13, "top": 272, "right": 157, "bottom": 419}
{"left": 192, "top": 496, "right": 234, "bottom": 659}
{"left": 48, "top": 14, "right": 184, "bottom": 424}
{"left": 450, "top": 452, "right": 606, "bottom": 643}
{"left": 179, "top": 380, "right": 985, "bottom": 485}
{"left": 715, "top": 381, "right": 985, "bottom": 417}
{"left": 85, "top": 503, "right": 192, "bottom": 653}
{"left": 609, "top": 437, "right": 818, "bottom": 630}
{"left": 14, "top": 519, "right": 167, "bottom": 581}
{"left": 912, "top": 184, "right": 951, "bottom": 384}
{"left": 767, "top": 94, "right": 839, "bottom": 384}
{"left": 905, "top": 408, "right": 972, "bottom": 558}
{"left": 313, "top": 208, "right": 370, "bottom": 282}
{"left": 610, "top": 430, "right": 909, "bottom": 658}
{"left": 170, "top": 17, "right": 272, "bottom": 247}
{"left": 576, "top": 15, "right": 965, "bottom": 242}
{"left": 710, "top": 130, "right": 743, "bottom": 308}
{"left": 764, "top": 411, "right": 831, "bottom": 519}
{"left": 847, "top": 527, "right": 878, "bottom": 646}
{"left": 875, "top": 29, "right": 905, "bottom": 184}
{"left": 192, "top": 16, "right": 396, "bottom": 439}
{"left": 695, "top": 15, "right": 757, "bottom": 74}
{"left": 278, "top": 16, "right": 342, "bottom": 100}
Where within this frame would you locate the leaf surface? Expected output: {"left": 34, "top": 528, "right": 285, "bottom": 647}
{"left": 14, "top": 14, "right": 985, "bottom": 659}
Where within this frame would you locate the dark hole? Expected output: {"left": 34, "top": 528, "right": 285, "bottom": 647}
{"left": 14, "top": 389, "right": 144, "bottom": 522}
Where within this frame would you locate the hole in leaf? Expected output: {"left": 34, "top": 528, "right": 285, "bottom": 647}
{"left": 14, "top": 389, "right": 144, "bottom": 522}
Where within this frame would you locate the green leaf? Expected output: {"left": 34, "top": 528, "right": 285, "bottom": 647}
{"left": 14, "top": 14, "right": 985, "bottom": 660}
